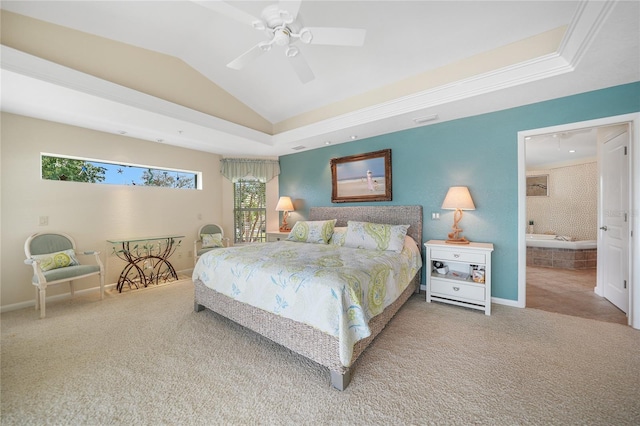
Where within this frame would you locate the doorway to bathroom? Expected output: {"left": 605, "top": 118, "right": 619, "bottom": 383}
{"left": 518, "top": 114, "right": 636, "bottom": 326}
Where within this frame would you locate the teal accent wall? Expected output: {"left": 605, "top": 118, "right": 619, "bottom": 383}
{"left": 279, "top": 82, "right": 640, "bottom": 301}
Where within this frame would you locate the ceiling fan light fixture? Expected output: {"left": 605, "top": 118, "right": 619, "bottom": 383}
{"left": 298, "top": 28, "right": 313, "bottom": 44}
{"left": 251, "top": 20, "right": 266, "bottom": 31}
{"left": 279, "top": 10, "right": 294, "bottom": 24}
{"left": 285, "top": 46, "right": 299, "bottom": 58}
{"left": 273, "top": 28, "right": 291, "bottom": 46}
{"left": 258, "top": 41, "right": 273, "bottom": 52}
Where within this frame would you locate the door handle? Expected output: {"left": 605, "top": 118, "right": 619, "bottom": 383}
{"left": 600, "top": 226, "right": 608, "bottom": 231}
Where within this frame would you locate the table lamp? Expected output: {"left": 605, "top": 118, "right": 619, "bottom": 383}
{"left": 441, "top": 186, "right": 475, "bottom": 244}
{"left": 276, "top": 196, "right": 294, "bottom": 232}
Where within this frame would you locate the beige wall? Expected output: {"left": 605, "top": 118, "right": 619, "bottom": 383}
{"left": 0, "top": 112, "right": 226, "bottom": 309}
{"left": 526, "top": 162, "right": 598, "bottom": 240}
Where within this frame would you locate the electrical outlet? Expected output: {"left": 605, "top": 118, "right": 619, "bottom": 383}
{"left": 39, "top": 216, "right": 49, "bottom": 226}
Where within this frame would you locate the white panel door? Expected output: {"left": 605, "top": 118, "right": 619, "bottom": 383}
{"left": 599, "top": 126, "right": 629, "bottom": 313}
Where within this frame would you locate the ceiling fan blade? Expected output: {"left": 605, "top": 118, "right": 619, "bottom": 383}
{"left": 305, "top": 27, "right": 366, "bottom": 46}
{"left": 288, "top": 51, "right": 315, "bottom": 84}
{"left": 192, "top": 0, "right": 262, "bottom": 27}
{"left": 279, "top": 0, "right": 301, "bottom": 22}
{"left": 227, "top": 44, "right": 265, "bottom": 70}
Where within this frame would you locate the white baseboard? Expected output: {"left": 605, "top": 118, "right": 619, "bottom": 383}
{"left": 492, "top": 296, "right": 523, "bottom": 308}
{"left": 0, "top": 283, "right": 117, "bottom": 313}
{"left": 1, "top": 268, "right": 194, "bottom": 314}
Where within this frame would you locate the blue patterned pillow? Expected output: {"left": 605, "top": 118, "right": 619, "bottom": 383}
{"left": 287, "top": 220, "right": 337, "bottom": 244}
{"left": 343, "top": 221, "right": 409, "bottom": 253}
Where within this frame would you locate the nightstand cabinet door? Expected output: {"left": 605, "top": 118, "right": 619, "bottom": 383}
{"left": 425, "top": 240, "right": 494, "bottom": 315}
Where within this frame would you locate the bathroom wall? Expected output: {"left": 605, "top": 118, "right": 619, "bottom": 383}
{"left": 526, "top": 161, "right": 598, "bottom": 240}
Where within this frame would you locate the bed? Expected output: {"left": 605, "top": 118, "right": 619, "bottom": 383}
{"left": 192, "top": 205, "right": 423, "bottom": 390}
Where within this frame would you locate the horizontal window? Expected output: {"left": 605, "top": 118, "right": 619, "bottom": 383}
{"left": 41, "top": 154, "right": 200, "bottom": 189}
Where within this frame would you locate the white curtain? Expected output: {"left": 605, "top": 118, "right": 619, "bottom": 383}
{"left": 220, "top": 158, "right": 280, "bottom": 183}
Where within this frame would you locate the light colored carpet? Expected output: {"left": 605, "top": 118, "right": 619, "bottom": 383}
{"left": 2, "top": 279, "right": 639, "bottom": 425}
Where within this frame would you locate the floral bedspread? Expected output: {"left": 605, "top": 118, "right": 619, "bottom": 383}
{"left": 192, "top": 239, "right": 422, "bottom": 367}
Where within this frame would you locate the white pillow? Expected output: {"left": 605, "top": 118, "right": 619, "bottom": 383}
{"left": 343, "top": 221, "right": 409, "bottom": 253}
{"left": 287, "top": 219, "right": 337, "bottom": 244}
{"left": 32, "top": 249, "right": 80, "bottom": 271}
{"left": 329, "top": 227, "right": 347, "bottom": 246}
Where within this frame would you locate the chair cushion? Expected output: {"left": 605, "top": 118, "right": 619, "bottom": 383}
{"left": 29, "top": 234, "right": 74, "bottom": 255}
{"left": 200, "top": 225, "right": 222, "bottom": 235}
{"left": 33, "top": 264, "right": 100, "bottom": 283}
{"left": 31, "top": 249, "right": 79, "bottom": 271}
{"left": 201, "top": 233, "right": 224, "bottom": 248}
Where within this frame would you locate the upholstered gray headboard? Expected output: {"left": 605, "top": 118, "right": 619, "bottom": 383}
{"left": 308, "top": 205, "right": 423, "bottom": 246}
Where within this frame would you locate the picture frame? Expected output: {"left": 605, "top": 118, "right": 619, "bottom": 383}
{"left": 526, "top": 174, "right": 549, "bottom": 197}
{"left": 331, "top": 149, "right": 392, "bottom": 203}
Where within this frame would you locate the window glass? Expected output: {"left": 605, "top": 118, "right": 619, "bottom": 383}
{"left": 234, "top": 180, "right": 266, "bottom": 243}
{"left": 41, "top": 154, "right": 199, "bottom": 189}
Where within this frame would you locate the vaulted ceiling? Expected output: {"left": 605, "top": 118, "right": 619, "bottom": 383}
{"left": 1, "top": 1, "right": 638, "bottom": 156}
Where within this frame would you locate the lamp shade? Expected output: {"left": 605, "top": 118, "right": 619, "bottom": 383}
{"left": 275, "top": 196, "right": 294, "bottom": 212}
{"left": 441, "top": 186, "right": 475, "bottom": 210}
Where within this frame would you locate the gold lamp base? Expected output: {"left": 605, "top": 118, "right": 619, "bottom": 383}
{"left": 279, "top": 211, "right": 291, "bottom": 233}
{"left": 445, "top": 208, "right": 470, "bottom": 244}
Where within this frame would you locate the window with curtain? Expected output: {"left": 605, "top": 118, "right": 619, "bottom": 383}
{"left": 233, "top": 180, "right": 266, "bottom": 243}
{"left": 221, "top": 158, "right": 278, "bottom": 244}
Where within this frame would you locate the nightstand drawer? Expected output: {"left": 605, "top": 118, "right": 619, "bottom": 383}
{"left": 431, "top": 278, "right": 485, "bottom": 302}
{"left": 431, "top": 249, "right": 485, "bottom": 264}
{"left": 266, "top": 232, "right": 289, "bottom": 242}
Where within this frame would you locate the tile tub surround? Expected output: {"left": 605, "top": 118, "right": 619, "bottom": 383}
{"left": 527, "top": 246, "right": 597, "bottom": 269}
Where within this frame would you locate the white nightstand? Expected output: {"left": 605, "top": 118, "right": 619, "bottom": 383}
{"left": 266, "top": 231, "right": 290, "bottom": 242}
{"left": 425, "top": 240, "right": 494, "bottom": 315}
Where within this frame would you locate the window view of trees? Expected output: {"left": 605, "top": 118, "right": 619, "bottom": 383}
{"left": 41, "top": 155, "right": 197, "bottom": 189}
{"left": 41, "top": 156, "right": 107, "bottom": 183}
{"left": 234, "top": 180, "right": 266, "bottom": 243}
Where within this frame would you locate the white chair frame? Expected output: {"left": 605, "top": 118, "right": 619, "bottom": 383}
{"left": 24, "top": 232, "right": 105, "bottom": 318}
{"left": 194, "top": 224, "right": 229, "bottom": 267}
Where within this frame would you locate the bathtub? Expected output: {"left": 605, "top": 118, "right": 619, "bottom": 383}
{"left": 526, "top": 234, "right": 597, "bottom": 269}
{"left": 526, "top": 234, "right": 597, "bottom": 250}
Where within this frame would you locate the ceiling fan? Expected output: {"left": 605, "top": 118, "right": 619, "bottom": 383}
{"left": 195, "top": 0, "right": 366, "bottom": 83}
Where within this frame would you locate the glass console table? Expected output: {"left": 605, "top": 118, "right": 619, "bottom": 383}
{"left": 107, "top": 235, "right": 184, "bottom": 292}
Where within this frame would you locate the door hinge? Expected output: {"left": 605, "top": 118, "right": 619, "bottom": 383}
{"left": 624, "top": 213, "right": 628, "bottom": 222}
{"left": 624, "top": 280, "right": 627, "bottom": 289}
{"left": 624, "top": 146, "right": 627, "bottom": 155}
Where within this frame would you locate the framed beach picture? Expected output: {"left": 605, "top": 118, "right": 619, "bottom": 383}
{"left": 526, "top": 174, "right": 549, "bottom": 196}
{"left": 330, "top": 149, "right": 392, "bottom": 203}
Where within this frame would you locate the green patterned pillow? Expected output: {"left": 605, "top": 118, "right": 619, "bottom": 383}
{"left": 287, "top": 220, "right": 337, "bottom": 244}
{"left": 343, "top": 221, "right": 409, "bottom": 253}
{"left": 32, "top": 249, "right": 80, "bottom": 271}
{"left": 202, "top": 233, "right": 224, "bottom": 248}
